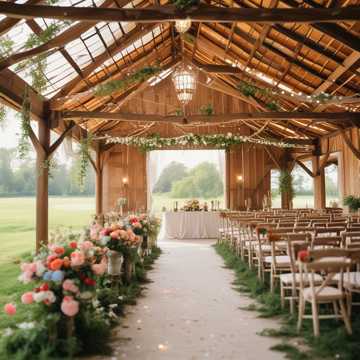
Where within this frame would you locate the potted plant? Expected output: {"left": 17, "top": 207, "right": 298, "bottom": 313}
{"left": 343, "top": 195, "right": 360, "bottom": 213}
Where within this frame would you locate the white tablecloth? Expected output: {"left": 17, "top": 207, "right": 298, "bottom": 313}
{"left": 160, "top": 211, "right": 220, "bottom": 239}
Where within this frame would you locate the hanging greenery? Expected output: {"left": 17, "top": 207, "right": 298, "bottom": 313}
{"left": 0, "top": 36, "right": 14, "bottom": 59}
{"left": 94, "top": 66, "right": 160, "bottom": 97}
{"left": 0, "top": 104, "right": 6, "bottom": 128}
{"left": 39, "top": 157, "right": 57, "bottom": 179}
{"left": 78, "top": 134, "right": 93, "bottom": 191}
{"left": 200, "top": 104, "right": 214, "bottom": 116}
{"left": 279, "top": 170, "right": 294, "bottom": 201}
{"left": 18, "top": 87, "right": 32, "bottom": 159}
{"left": 237, "top": 79, "right": 360, "bottom": 111}
{"left": 16, "top": 22, "right": 70, "bottom": 93}
{"left": 105, "top": 132, "right": 296, "bottom": 152}
{"left": 171, "top": 0, "right": 199, "bottom": 10}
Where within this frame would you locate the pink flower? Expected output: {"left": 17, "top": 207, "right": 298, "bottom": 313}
{"left": 70, "top": 251, "right": 85, "bottom": 267}
{"left": 119, "top": 229, "right": 129, "bottom": 240}
{"left": 80, "top": 241, "right": 94, "bottom": 251}
{"left": 20, "top": 262, "right": 36, "bottom": 274}
{"left": 91, "top": 261, "right": 107, "bottom": 276}
{"left": 21, "top": 292, "right": 34, "bottom": 305}
{"left": 61, "top": 296, "right": 79, "bottom": 317}
{"left": 4, "top": 303, "right": 16, "bottom": 316}
{"left": 110, "top": 230, "right": 120, "bottom": 239}
{"left": 18, "top": 270, "right": 34, "bottom": 284}
{"left": 62, "top": 279, "right": 79, "bottom": 293}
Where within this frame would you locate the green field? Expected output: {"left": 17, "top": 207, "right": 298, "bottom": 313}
{"left": 272, "top": 194, "right": 339, "bottom": 208}
{"left": 0, "top": 196, "right": 95, "bottom": 329}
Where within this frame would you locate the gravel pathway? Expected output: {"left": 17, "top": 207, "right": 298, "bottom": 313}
{"left": 93, "top": 239, "right": 284, "bottom": 360}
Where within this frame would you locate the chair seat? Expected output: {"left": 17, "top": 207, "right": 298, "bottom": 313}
{"left": 303, "top": 286, "right": 344, "bottom": 301}
{"left": 334, "top": 272, "right": 360, "bottom": 288}
{"left": 264, "top": 255, "right": 290, "bottom": 267}
{"left": 280, "top": 272, "right": 323, "bottom": 285}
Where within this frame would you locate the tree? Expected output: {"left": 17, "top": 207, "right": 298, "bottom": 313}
{"left": 153, "top": 161, "right": 188, "bottom": 193}
{"left": 170, "top": 162, "right": 224, "bottom": 199}
{"left": 0, "top": 148, "right": 15, "bottom": 194}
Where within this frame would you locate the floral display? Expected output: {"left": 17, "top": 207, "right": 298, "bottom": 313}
{"left": 105, "top": 132, "right": 296, "bottom": 152}
{"left": 182, "top": 199, "right": 201, "bottom": 211}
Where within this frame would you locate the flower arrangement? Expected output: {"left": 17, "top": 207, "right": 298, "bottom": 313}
{"left": 182, "top": 199, "right": 201, "bottom": 211}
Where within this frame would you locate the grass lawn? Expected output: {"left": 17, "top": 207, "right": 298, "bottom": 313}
{"left": 150, "top": 192, "right": 225, "bottom": 214}
{"left": 0, "top": 197, "right": 95, "bottom": 331}
{"left": 272, "top": 194, "right": 339, "bottom": 208}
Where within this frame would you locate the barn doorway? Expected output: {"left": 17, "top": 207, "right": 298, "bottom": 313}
{"left": 147, "top": 150, "right": 226, "bottom": 214}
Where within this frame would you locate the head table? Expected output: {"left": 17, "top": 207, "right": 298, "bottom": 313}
{"left": 160, "top": 211, "right": 220, "bottom": 240}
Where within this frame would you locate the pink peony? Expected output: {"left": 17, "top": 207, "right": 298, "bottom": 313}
{"left": 80, "top": 241, "right": 94, "bottom": 250}
{"left": 61, "top": 296, "right": 79, "bottom": 317}
{"left": 4, "top": 303, "right": 16, "bottom": 316}
{"left": 70, "top": 251, "right": 85, "bottom": 267}
{"left": 62, "top": 279, "right": 79, "bottom": 294}
{"left": 21, "top": 292, "right": 34, "bottom": 305}
{"left": 91, "top": 261, "right": 107, "bottom": 276}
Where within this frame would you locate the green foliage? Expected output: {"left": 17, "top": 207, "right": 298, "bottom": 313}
{"left": 0, "top": 104, "right": 7, "bottom": 128}
{"left": 170, "top": 162, "right": 224, "bottom": 199}
{"left": 153, "top": 161, "right": 188, "bottom": 193}
{"left": 279, "top": 170, "right": 294, "bottom": 201}
{"left": 171, "top": 0, "right": 199, "bottom": 10}
{"left": 199, "top": 103, "right": 214, "bottom": 116}
{"left": 94, "top": 66, "right": 160, "bottom": 96}
{"left": 343, "top": 195, "right": 360, "bottom": 212}
{"left": 0, "top": 36, "right": 14, "bottom": 59}
{"left": 18, "top": 87, "right": 31, "bottom": 160}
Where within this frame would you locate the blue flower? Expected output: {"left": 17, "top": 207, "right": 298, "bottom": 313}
{"left": 51, "top": 270, "right": 64, "bottom": 282}
{"left": 42, "top": 271, "right": 53, "bottom": 281}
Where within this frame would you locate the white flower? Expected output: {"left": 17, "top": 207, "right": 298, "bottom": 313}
{"left": 3, "top": 328, "right": 13, "bottom": 337}
{"left": 17, "top": 322, "right": 36, "bottom": 330}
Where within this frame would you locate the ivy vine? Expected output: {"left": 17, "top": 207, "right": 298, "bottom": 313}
{"left": 78, "top": 134, "right": 93, "bottom": 191}
{"left": 94, "top": 66, "right": 160, "bottom": 97}
{"left": 19, "top": 87, "right": 32, "bottom": 160}
{"left": 0, "top": 36, "right": 14, "bottom": 59}
{"left": 279, "top": 170, "right": 294, "bottom": 201}
{"left": 0, "top": 104, "right": 6, "bottom": 128}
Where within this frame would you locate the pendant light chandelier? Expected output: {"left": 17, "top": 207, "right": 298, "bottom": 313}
{"left": 172, "top": 64, "right": 197, "bottom": 105}
{"left": 175, "top": 18, "right": 191, "bottom": 33}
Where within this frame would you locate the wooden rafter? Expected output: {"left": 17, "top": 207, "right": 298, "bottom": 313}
{"left": 0, "top": 3, "right": 359, "bottom": 23}
{"left": 341, "top": 129, "right": 360, "bottom": 160}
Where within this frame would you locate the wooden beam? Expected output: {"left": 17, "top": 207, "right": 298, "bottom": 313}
{"left": 48, "top": 121, "right": 75, "bottom": 155}
{"left": 192, "top": 59, "right": 243, "bottom": 73}
{"left": 0, "top": 0, "right": 118, "bottom": 71}
{"left": 295, "top": 159, "right": 315, "bottom": 177}
{"left": 53, "top": 23, "right": 158, "bottom": 99}
{"left": 265, "top": 147, "right": 281, "bottom": 169}
{"left": 0, "top": 3, "right": 359, "bottom": 23}
{"left": 62, "top": 111, "right": 360, "bottom": 123}
{"left": 341, "top": 129, "right": 360, "bottom": 160}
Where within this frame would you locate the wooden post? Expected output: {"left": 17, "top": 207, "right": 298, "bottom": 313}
{"left": 95, "top": 148, "right": 103, "bottom": 215}
{"left": 313, "top": 155, "right": 326, "bottom": 209}
{"left": 36, "top": 119, "right": 50, "bottom": 251}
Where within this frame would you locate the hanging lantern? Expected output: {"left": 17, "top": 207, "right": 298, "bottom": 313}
{"left": 172, "top": 64, "right": 197, "bottom": 105}
{"left": 175, "top": 18, "right": 191, "bottom": 33}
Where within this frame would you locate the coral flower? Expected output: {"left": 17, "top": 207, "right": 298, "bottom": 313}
{"left": 54, "top": 246, "right": 65, "bottom": 255}
{"left": 49, "top": 258, "right": 63, "bottom": 271}
{"left": 70, "top": 251, "right": 85, "bottom": 267}
{"left": 4, "top": 303, "right": 16, "bottom": 316}
{"left": 63, "top": 257, "right": 71, "bottom": 268}
{"left": 61, "top": 296, "right": 79, "bottom": 317}
{"left": 21, "top": 292, "right": 34, "bottom": 305}
{"left": 69, "top": 241, "right": 78, "bottom": 249}
{"left": 91, "top": 261, "right": 107, "bottom": 276}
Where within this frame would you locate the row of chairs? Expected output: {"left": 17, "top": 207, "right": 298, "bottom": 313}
{"left": 218, "top": 209, "right": 360, "bottom": 337}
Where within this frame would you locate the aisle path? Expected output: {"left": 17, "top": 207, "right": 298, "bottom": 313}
{"left": 100, "top": 240, "right": 284, "bottom": 360}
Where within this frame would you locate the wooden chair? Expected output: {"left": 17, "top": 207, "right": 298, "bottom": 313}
{"left": 279, "top": 233, "right": 322, "bottom": 314}
{"left": 297, "top": 249, "right": 352, "bottom": 337}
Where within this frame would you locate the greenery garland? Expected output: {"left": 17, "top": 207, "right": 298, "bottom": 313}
{"left": 78, "top": 134, "right": 93, "bottom": 191}
{"left": 18, "top": 87, "right": 32, "bottom": 160}
{"left": 0, "top": 104, "right": 6, "bottom": 128}
{"left": 94, "top": 66, "right": 160, "bottom": 97}
{"left": 105, "top": 133, "right": 296, "bottom": 151}
{"left": 279, "top": 170, "right": 294, "bottom": 201}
